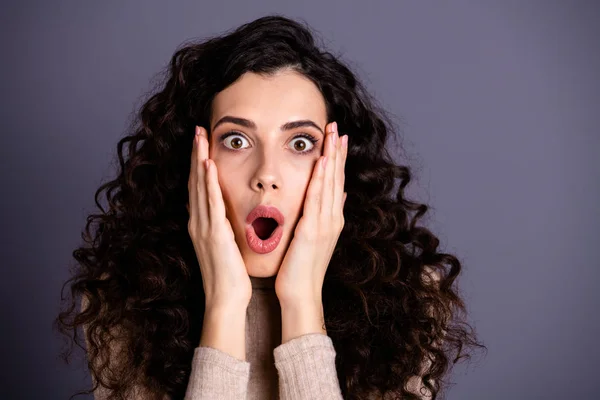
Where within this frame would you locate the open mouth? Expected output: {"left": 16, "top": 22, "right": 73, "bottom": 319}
{"left": 251, "top": 217, "right": 279, "bottom": 240}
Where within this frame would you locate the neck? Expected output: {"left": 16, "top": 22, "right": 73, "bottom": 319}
{"left": 250, "top": 275, "right": 276, "bottom": 290}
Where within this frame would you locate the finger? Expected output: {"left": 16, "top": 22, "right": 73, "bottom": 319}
{"left": 188, "top": 127, "right": 200, "bottom": 223}
{"left": 195, "top": 126, "right": 210, "bottom": 225}
{"left": 204, "top": 158, "right": 227, "bottom": 231}
{"left": 303, "top": 152, "right": 327, "bottom": 226}
{"left": 322, "top": 121, "right": 338, "bottom": 217}
{"left": 334, "top": 133, "right": 347, "bottom": 220}
{"left": 341, "top": 191, "right": 347, "bottom": 220}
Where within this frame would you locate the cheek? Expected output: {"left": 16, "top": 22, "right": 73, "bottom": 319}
{"left": 299, "top": 167, "right": 314, "bottom": 192}
{"left": 214, "top": 167, "right": 236, "bottom": 211}
{"left": 289, "top": 169, "right": 314, "bottom": 208}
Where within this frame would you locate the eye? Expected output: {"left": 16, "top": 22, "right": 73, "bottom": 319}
{"left": 218, "top": 131, "right": 320, "bottom": 155}
{"left": 289, "top": 133, "right": 319, "bottom": 154}
{"left": 220, "top": 131, "right": 250, "bottom": 150}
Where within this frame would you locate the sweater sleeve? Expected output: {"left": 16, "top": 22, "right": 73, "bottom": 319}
{"left": 273, "top": 333, "right": 344, "bottom": 400}
{"left": 81, "top": 293, "right": 249, "bottom": 400}
{"left": 184, "top": 346, "right": 251, "bottom": 400}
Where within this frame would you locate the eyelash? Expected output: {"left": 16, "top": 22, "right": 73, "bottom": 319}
{"left": 218, "top": 130, "right": 320, "bottom": 155}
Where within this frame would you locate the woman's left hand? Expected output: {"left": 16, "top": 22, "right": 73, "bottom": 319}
{"left": 275, "top": 121, "right": 348, "bottom": 307}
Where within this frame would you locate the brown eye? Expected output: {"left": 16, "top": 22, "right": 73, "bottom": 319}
{"left": 230, "top": 137, "right": 243, "bottom": 149}
{"left": 221, "top": 133, "right": 250, "bottom": 150}
{"left": 293, "top": 140, "right": 306, "bottom": 152}
{"left": 289, "top": 134, "right": 318, "bottom": 154}
{"left": 219, "top": 131, "right": 318, "bottom": 155}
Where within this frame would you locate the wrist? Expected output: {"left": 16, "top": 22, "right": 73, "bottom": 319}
{"left": 205, "top": 291, "right": 251, "bottom": 312}
{"left": 280, "top": 299, "right": 326, "bottom": 344}
{"left": 200, "top": 304, "right": 247, "bottom": 361}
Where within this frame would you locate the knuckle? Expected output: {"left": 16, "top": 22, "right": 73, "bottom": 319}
{"left": 187, "top": 220, "right": 196, "bottom": 236}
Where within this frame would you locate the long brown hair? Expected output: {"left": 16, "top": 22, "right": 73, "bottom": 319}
{"left": 55, "top": 14, "right": 486, "bottom": 400}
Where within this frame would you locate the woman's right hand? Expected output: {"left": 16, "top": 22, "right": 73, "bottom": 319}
{"left": 187, "top": 125, "right": 252, "bottom": 311}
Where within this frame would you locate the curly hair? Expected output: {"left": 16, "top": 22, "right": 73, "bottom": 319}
{"left": 55, "top": 14, "right": 486, "bottom": 400}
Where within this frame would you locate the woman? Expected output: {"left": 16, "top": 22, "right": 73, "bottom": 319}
{"left": 55, "top": 14, "right": 486, "bottom": 400}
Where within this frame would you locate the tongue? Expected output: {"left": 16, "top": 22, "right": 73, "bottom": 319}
{"left": 252, "top": 217, "right": 278, "bottom": 240}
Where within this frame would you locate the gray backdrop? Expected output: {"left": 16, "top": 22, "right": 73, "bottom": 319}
{"left": 1, "top": 1, "right": 598, "bottom": 399}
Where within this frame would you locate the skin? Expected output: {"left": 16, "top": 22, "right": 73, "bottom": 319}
{"left": 209, "top": 68, "right": 329, "bottom": 279}
{"left": 199, "top": 68, "right": 348, "bottom": 359}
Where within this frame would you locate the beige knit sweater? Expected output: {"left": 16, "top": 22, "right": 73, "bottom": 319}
{"left": 183, "top": 275, "right": 344, "bottom": 399}
{"left": 86, "top": 275, "right": 345, "bottom": 399}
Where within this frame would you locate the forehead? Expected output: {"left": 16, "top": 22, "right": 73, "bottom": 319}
{"left": 210, "top": 70, "right": 327, "bottom": 128}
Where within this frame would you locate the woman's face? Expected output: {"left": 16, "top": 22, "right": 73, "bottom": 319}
{"left": 209, "top": 69, "right": 328, "bottom": 277}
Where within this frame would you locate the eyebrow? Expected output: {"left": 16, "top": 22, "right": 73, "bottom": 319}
{"left": 211, "top": 115, "right": 324, "bottom": 136}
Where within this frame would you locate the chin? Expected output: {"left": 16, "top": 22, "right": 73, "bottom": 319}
{"left": 243, "top": 251, "right": 283, "bottom": 278}
{"left": 238, "top": 233, "right": 290, "bottom": 279}
{"left": 235, "top": 219, "right": 296, "bottom": 278}
{"left": 247, "top": 266, "right": 279, "bottom": 278}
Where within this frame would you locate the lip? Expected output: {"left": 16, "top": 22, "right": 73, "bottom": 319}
{"left": 245, "top": 205, "right": 285, "bottom": 254}
{"left": 245, "top": 204, "right": 285, "bottom": 226}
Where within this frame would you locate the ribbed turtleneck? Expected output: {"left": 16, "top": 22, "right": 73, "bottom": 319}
{"left": 245, "top": 275, "right": 281, "bottom": 398}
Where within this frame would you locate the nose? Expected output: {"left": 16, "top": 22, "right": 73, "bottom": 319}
{"left": 250, "top": 154, "right": 280, "bottom": 193}
{"left": 251, "top": 174, "right": 279, "bottom": 191}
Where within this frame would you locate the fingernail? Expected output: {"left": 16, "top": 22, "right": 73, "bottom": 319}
{"left": 342, "top": 135, "right": 348, "bottom": 149}
{"left": 196, "top": 126, "right": 201, "bottom": 136}
{"left": 333, "top": 122, "right": 338, "bottom": 133}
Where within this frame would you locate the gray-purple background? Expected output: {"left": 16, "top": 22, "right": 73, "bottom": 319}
{"left": 1, "top": 1, "right": 598, "bottom": 399}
